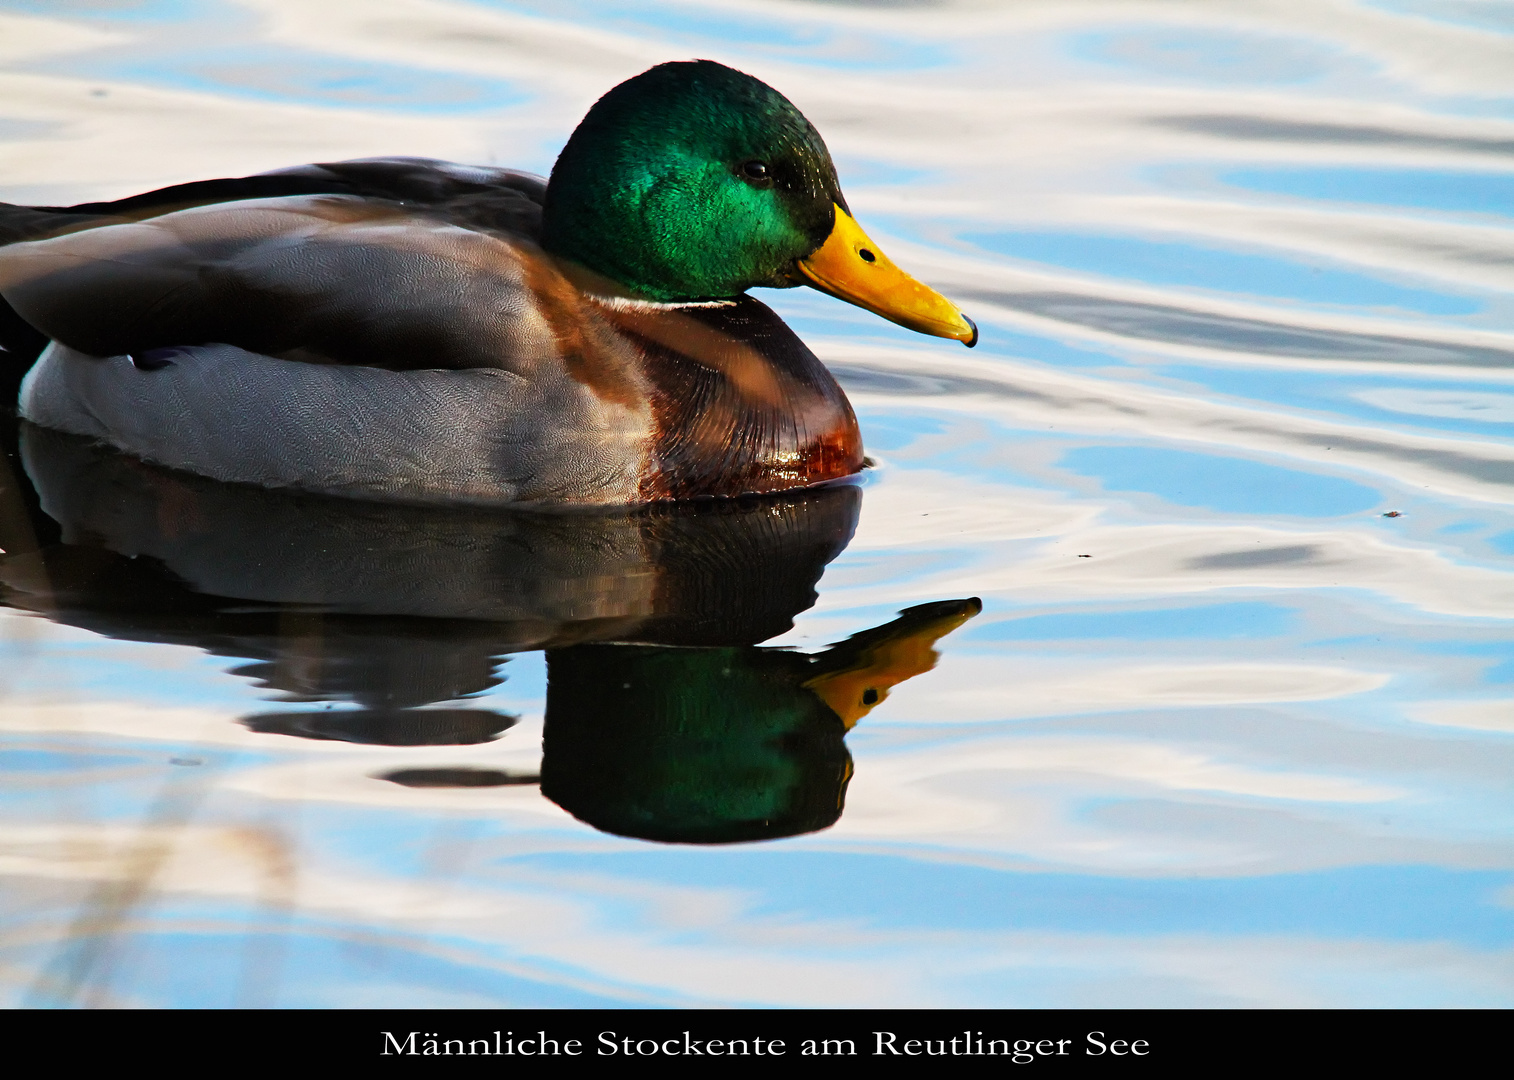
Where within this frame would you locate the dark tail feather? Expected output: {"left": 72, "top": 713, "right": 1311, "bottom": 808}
{"left": 24, "top": 161, "right": 546, "bottom": 224}
{"left": 31, "top": 173, "right": 370, "bottom": 218}
{"left": 0, "top": 202, "right": 103, "bottom": 247}
{"left": 0, "top": 202, "right": 92, "bottom": 377}
{"left": 0, "top": 294, "right": 46, "bottom": 370}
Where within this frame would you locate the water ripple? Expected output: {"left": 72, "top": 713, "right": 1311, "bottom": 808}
{"left": 4, "top": 0, "right": 1514, "bottom": 1008}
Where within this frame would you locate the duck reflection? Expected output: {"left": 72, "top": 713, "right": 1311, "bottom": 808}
{"left": 538, "top": 599, "right": 979, "bottom": 844}
{"left": 0, "top": 424, "right": 978, "bottom": 843}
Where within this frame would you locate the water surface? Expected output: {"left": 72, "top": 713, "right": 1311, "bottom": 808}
{"left": 4, "top": 0, "right": 1514, "bottom": 1008}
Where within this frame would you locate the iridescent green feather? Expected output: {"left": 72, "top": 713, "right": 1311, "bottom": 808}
{"left": 542, "top": 60, "right": 845, "bottom": 301}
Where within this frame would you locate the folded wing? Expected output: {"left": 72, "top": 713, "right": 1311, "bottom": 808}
{"left": 0, "top": 159, "right": 555, "bottom": 372}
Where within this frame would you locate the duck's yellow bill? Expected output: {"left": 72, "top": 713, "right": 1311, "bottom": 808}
{"left": 796, "top": 204, "right": 977, "bottom": 347}
{"left": 804, "top": 598, "right": 982, "bottom": 729}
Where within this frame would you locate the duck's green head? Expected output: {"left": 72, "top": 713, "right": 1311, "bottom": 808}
{"left": 544, "top": 60, "right": 976, "bottom": 345}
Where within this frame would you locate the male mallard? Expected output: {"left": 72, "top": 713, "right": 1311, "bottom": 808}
{"left": 0, "top": 60, "right": 974, "bottom": 506}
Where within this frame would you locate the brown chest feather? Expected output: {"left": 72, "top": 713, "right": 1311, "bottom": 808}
{"left": 599, "top": 297, "right": 862, "bottom": 500}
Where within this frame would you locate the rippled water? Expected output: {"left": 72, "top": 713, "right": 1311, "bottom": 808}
{"left": 4, "top": 0, "right": 1514, "bottom": 1008}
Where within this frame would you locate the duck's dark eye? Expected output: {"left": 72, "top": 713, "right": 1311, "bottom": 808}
{"left": 862, "top": 688, "right": 879, "bottom": 706}
{"left": 740, "top": 160, "right": 770, "bottom": 181}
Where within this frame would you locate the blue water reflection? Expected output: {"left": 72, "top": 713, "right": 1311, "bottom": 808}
{"left": 969, "top": 231, "right": 1479, "bottom": 315}
{"left": 1365, "top": 0, "right": 1514, "bottom": 34}
{"left": 4, "top": 0, "right": 1514, "bottom": 1009}
{"left": 523, "top": 850, "right": 1514, "bottom": 948}
{"left": 1226, "top": 167, "right": 1514, "bottom": 219}
{"left": 0, "top": 748, "right": 141, "bottom": 772}
{"left": 969, "top": 602, "right": 1296, "bottom": 642}
{"left": 108, "top": 50, "right": 527, "bottom": 112}
{"left": 472, "top": 0, "right": 954, "bottom": 70}
{"left": 1071, "top": 27, "right": 1349, "bottom": 84}
{"left": 0, "top": 0, "right": 194, "bottom": 20}
{"left": 1061, "top": 445, "right": 1382, "bottom": 516}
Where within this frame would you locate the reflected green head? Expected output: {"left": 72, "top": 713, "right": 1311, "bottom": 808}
{"left": 542, "top": 60, "right": 845, "bottom": 301}
{"left": 541, "top": 643, "right": 851, "bottom": 844}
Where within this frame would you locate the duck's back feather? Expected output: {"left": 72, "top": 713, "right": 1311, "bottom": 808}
{"left": 4, "top": 157, "right": 546, "bottom": 243}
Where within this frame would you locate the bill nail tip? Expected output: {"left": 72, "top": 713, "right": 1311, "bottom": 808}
{"left": 962, "top": 315, "right": 979, "bottom": 348}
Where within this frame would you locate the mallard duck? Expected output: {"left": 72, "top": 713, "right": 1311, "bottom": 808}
{"left": 0, "top": 60, "right": 975, "bottom": 506}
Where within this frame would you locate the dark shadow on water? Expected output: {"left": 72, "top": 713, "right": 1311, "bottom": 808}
{"left": 382, "top": 767, "right": 540, "bottom": 787}
{"left": 245, "top": 708, "right": 515, "bottom": 746}
{"left": 1152, "top": 114, "right": 1514, "bottom": 158}
{"left": 1189, "top": 544, "right": 1320, "bottom": 570}
{"left": 958, "top": 289, "right": 1514, "bottom": 368}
